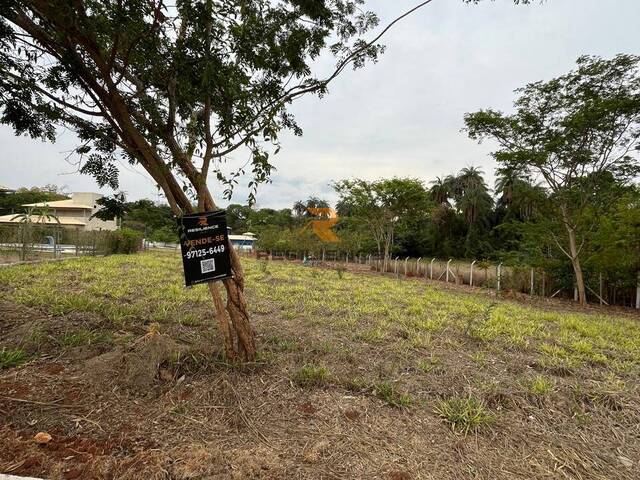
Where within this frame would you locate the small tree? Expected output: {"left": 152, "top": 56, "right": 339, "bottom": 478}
{"left": 12, "top": 207, "right": 60, "bottom": 260}
{"left": 465, "top": 55, "right": 640, "bottom": 305}
{"left": 334, "top": 178, "right": 431, "bottom": 271}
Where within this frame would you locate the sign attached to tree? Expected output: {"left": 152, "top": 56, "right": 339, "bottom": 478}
{"left": 177, "top": 210, "right": 232, "bottom": 286}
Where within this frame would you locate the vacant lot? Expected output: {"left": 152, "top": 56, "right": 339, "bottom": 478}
{"left": 1, "top": 252, "right": 639, "bottom": 479}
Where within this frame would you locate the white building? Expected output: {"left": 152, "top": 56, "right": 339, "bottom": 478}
{"left": 0, "top": 192, "right": 117, "bottom": 231}
{"left": 229, "top": 232, "right": 256, "bottom": 251}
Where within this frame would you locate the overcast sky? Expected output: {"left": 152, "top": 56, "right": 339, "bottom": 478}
{"left": 2, "top": 0, "right": 639, "bottom": 209}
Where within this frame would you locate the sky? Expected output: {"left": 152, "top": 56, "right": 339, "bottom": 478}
{"left": 2, "top": 0, "right": 640, "bottom": 209}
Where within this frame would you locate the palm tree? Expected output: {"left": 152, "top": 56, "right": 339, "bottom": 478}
{"left": 12, "top": 207, "right": 61, "bottom": 260}
{"left": 458, "top": 184, "right": 494, "bottom": 225}
{"left": 494, "top": 168, "right": 521, "bottom": 206}
{"left": 449, "top": 167, "right": 493, "bottom": 225}
{"left": 457, "top": 166, "right": 486, "bottom": 189}
{"left": 429, "top": 176, "right": 454, "bottom": 205}
{"left": 495, "top": 168, "right": 546, "bottom": 220}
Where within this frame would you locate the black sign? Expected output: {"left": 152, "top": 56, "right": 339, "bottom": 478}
{"left": 176, "top": 210, "right": 232, "bottom": 286}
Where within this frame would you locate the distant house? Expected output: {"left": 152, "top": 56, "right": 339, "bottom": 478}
{"left": 0, "top": 192, "right": 117, "bottom": 231}
{"left": 229, "top": 232, "right": 256, "bottom": 251}
{"left": 0, "top": 184, "right": 15, "bottom": 194}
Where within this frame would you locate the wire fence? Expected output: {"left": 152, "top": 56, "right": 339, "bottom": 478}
{"left": 0, "top": 225, "right": 111, "bottom": 263}
{"left": 262, "top": 249, "right": 640, "bottom": 310}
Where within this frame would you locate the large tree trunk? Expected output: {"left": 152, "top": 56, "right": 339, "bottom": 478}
{"left": 175, "top": 188, "right": 256, "bottom": 362}
{"left": 222, "top": 248, "right": 256, "bottom": 360}
{"left": 564, "top": 221, "right": 587, "bottom": 306}
{"left": 201, "top": 192, "right": 256, "bottom": 361}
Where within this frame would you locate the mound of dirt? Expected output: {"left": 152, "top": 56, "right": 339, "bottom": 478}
{"left": 84, "top": 330, "right": 183, "bottom": 393}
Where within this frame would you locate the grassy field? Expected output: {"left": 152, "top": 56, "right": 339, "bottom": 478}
{"left": 1, "top": 251, "right": 639, "bottom": 479}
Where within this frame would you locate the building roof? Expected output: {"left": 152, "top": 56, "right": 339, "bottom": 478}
{"left": 229, "top": 234, "right": 256, "bottom": 242}
{"left": 0, "top": 214, "right": 86, "bottom": 227}
{"left": 23, "top": 199, "right": 95, "bottom": 209}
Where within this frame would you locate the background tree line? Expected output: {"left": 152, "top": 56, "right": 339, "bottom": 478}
{"left": 252, "top": 169, "right": 639, "bottom": 305}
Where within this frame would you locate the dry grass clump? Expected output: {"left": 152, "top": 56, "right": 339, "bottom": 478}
{"left": 374, "top": 381, "right": 412, "bottom": 407}
{"left": 295, "top": 363, "right": 331, "bottom": 387}
{"left": 0, "top": 347, "right": 27, "bottom": 369}
{"left": 434, "top": 395, "right": 494, "bottom": 434}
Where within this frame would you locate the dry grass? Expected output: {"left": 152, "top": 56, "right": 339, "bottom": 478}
{"left": 1, "top": 250, "right": 639, "bottom": 479}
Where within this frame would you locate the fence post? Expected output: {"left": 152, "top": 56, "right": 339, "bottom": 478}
{"left": 542, "top": 271, "right": 546, "bottom": 297}
{"left": 470, "top": 260, "right": 476, "bottom": 287}
{"left": 416, "top": 257, "right": 421, "bottom": 277}
{"left": 497, "top": 263, "right": 502, "bottom": 292}
{"left": 530, "top": 268, "right": 535, "bottom": 295}
{"left": 346, "top": 252, "right": 349, "bottom": 264}
{"left": 430, "top": 258, "right": 435, "bottom": 280}
{"left": 394, "top": 256, "right": 400, "bottom": 276}
{"left": 404, "top": 257, "right": 409, "bottom": 276}
{"left": 446, "top": 259, "right": 452, "bottom": 283}
{"left": 636, "top": 272, "right": 639, "bottom": 310}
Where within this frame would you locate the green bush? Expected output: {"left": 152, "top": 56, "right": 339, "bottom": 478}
{"left": 149, "top": 225, "right": 178, "bottom": 243}
{"left": 107, "top": 228, "right": 143, "bottom": 254}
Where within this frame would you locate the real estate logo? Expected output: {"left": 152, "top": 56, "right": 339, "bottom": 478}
{"left": 300, "top": 207, "right": 339, "bottom": 243}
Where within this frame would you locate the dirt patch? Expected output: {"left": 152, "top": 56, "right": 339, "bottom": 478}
{"left": 85, "top": 329, "right": 183, "bottom": 393}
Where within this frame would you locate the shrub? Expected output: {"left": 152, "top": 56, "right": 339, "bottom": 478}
{"left": 107, "top": 228, "right": 143, "bottom": 254}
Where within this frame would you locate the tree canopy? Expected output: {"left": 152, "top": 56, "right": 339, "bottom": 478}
{"left": 0, "top": 0, "right": 436, "bottom": 210}
{"left": 464, "top": 54, "right": 640, "bottom": 304}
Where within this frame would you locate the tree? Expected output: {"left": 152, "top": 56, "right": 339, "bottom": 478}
{"left": 293, "top": 197, "right": 330, "bottom": 219}
{"left": 334, "top": 178, "right": 431, "bottom": 270}
{"left": 587, "top": 186, "right": 640, "bottom": 300}
{"left": 225, "top": 204, "right": 253, "bottom": 233}
{"left": 494, "top": 168, "right": 546, "bottom": 220}
{"left": 429, "top": 176, "right": 454, "bottom": 206}
{"left": 0, "top": 186, "right": 68, "bottom": 215}
{"left": 11, "top": 206, "right": 60, "bottom": 260}
{"left": 92, "top": 192, "right": 129, "bottom": 225}
{"left": 0, "top": 0, "right": 438, "bottom": 360}
{"left": 124, "top": 199, "right": 175, "bottom": 237}
{"left": 453, "top": 167, "right": 493, "bottom": 226}
{"left": 465, "top": 55, "right": 640, "bottom": 305}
